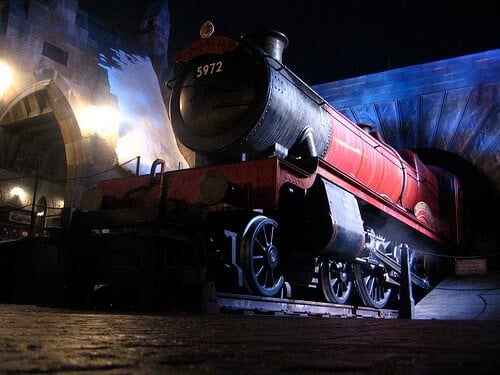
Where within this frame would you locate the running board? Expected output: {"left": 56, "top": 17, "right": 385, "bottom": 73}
{"left": 217, "top": 292, "right": 399, "bottom": 319}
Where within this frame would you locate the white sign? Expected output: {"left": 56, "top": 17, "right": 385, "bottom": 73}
{"left": 9, "top": 211, "right": 31, "bottom": 225}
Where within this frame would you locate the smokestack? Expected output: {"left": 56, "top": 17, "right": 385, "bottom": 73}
{"left": 241, "top": 29, "right": 289, "bottom": 62}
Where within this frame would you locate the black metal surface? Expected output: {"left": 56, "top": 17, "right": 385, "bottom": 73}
{"left": 301, "top": 177, "right": 365, "bottom": 260}
{"left": 170, "top": 35, "right": 332, "bottom": 163}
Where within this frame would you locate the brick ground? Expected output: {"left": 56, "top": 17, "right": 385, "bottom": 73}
{"left": 0, "top": 304, "right": 498, "bottom": 374}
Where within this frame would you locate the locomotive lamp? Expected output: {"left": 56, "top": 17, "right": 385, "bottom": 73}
{"left": 198, "top": 170, "right": 230, "bottom": 205}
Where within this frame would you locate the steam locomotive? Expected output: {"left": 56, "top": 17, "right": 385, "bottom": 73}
{"left": 73, "top": 23, "right": 463, "bottom": 310}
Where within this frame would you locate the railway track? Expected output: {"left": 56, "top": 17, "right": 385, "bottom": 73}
{"left": 216, "top": 292, "right": 399, "bottom": 319}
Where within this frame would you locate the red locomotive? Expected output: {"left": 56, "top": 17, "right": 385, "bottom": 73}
{"left": 74, "top": 24, "right": 463, "bottom": 310}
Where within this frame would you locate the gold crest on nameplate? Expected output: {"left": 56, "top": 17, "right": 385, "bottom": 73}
{"left": 200, "top": 21, "right": 215, "bottom": 38}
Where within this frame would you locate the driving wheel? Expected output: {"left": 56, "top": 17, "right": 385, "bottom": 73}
{"left": 320, "top": 260, "right": 353, "bottom": 304}
{"left": 353, "top": 261, "right": 392, "bottom": 308}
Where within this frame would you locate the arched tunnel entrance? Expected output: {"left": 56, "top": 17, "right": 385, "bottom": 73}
{"left": 416, "top": 148, "right": 500, "bottom": 266}
{"left": 0, "top": 87, "right": 70, "bottom": 238}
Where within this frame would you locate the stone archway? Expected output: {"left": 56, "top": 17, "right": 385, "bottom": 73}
{"left": 0, "top": 68, "right": 87, "bottom": 223}
{"left": 415, "top": 148, "right": 499, "bottom": 255}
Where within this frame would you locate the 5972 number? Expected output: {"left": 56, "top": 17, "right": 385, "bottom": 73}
{"left": 196, "top": 61, "right": 223, "bottom": 77}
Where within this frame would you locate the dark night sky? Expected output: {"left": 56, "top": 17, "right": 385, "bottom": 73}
{"left": 81, "top": 0, "right": 499, "bottom": 85}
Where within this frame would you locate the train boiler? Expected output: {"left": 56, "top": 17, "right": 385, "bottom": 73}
{"left": 75, "top": 23, "right": 464, "bottom": 310}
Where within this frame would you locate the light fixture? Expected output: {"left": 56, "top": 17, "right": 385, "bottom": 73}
{"left": 9, "top": 186, "right": 28, "bottom": 206}
{"left": 0, "top": 61, "right": 13, "bottom": 97}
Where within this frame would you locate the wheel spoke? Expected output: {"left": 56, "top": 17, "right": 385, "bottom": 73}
{"left": 255, "top": 265, "right": 264, "bottom": 277}
{"left": 269, "top": 269, "right": 276, "bottom": 284}
{"left": 268, "top": 226, "right": 274, "bottom": 244}
{"left": 333, "top": 281, "right": 341, "bottom": 296}
{"left": 264, "top": 269, "right": 271, "bottom": 287}
{"left": 255, "top": 237, "right": 266, "bottom": 251}
{"left": 367, "top": 276, "right": 375, "bottom": 297}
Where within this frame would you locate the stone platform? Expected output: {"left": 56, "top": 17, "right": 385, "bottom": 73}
{"left": 415, "top": 270, "right": 500, "bottom": 320}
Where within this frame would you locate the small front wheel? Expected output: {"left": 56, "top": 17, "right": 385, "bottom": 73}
{"left": 240, "top": 216, "right": 284, "bottom": 297}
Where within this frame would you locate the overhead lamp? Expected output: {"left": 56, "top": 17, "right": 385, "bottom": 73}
{"left": 10, "top": 186, "right": 27, "bottom": 204}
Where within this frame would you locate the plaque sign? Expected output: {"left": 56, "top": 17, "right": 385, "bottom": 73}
{"left": 455, "top": 258, "right": 488, "bottom": 276}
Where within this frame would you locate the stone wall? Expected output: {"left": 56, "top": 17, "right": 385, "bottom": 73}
{"left": 0, "top": 0, "right": 186, "bottom": 210}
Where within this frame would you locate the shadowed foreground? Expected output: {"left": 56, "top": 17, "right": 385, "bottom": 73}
{"left": 0, "top": 304, "right": 498, "bottom": 374}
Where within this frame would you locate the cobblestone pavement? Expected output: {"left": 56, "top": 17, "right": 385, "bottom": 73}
{"left": 0, "top": 304, "right": 499, "bottom": 374}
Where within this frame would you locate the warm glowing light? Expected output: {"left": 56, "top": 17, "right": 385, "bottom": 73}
{"left": 55, "top": 199, "right": 65, "bottom": 208}
{"left": 116, "top": 130, "right": 144, "bottom": 162}
{"left": 116, "top": 127, "right": 157, "bottom": 175}
{"left": 0, "top": 61, "right": 13, "bottom": 96}
{"left": 10, "top": 186, "right": 27, "bottom": 202}
{"left": 75, "top": 104, "right": 121, "bottom": 142}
